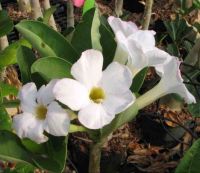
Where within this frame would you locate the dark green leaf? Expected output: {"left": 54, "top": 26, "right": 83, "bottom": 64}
{"left": 0, "top": 10, "right": 14, "bottom": 37}
{"left": 166, "top": 43, "right": 180, "bottom": 56}
{"left": 72, "top": 8, "right": 116, "bottom": 68}
{"left": 15, "top": 20, "right": 78, "bottom": 63}
{"left": 175, "top": 138, "right": 200, "bottom": 173}
{"left": 131, "top": 67, "right": 148, "bottom": 93}
{"left": 31, "top": 56, "right": 72, "bottom": 82}
{"left": 0, "top": 131, "right": 67, "bottom": 173}
{"left": 0, "top": 39, "right": 31, "bottom": 68}
{"left": 17, "top": 46, "right": 36, "bottom": 84}
{"left": 0, "top": 106, "right": 11, "bottom": 131}
{"left": 188, "top": 102, "right": 200, "bottom": 117}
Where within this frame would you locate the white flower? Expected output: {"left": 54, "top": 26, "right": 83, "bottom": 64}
{"left": 13, "top": 80, "right": 70, "bottom": 144}
{"left": 156, "top": 55, "right": 196, "bottom": 104}
{"left": 108, "top": 16, "right": 169, "bottom": 76}
{"left": 53, "top": 49, "right": 135, "bottom": 129}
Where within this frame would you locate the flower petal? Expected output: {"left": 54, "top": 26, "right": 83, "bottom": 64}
{"left": 108, "top": 16, "right": 138, "bottom": 38}
{"left": 100, "top": 62, "right": 132, "bottom": 94}
{"left": 103, "top": 91, "right": 135, "bottom": 114}
{"left": 37, "top": 79, "right": 58, "bottom": 106}
{"left": 159, "top": 56, "right": 196, "bottom": 104}
{"left": 53, "top": 78, "right": 90, "bottom": 111}
{"left": 78, "top": 103, "right": 115, "bottom": 129}
{"left": 128, "top": 30, "right": 156, "bottom": 52}
{"left": 18, "top": 83, "right": 37, "bottom": 113}
{"left": 145, "top": 48, "right": 171, "bottom": 68}
{"left": 44, "top": 101, "right": 70, "bottom": 136}
{"left": 73, "top": 0, "right": 85, "bottom": 7}
{"left": 71, "top": 49, "right": 103, "bottom": 88}
{"left": 13, "top": 113, "right": 48, "bottom": 144}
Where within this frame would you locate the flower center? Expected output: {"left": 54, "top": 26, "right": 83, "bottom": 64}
{"left": 89, "top": 87, "right": 106, "bottom": 104}
{"left": 36, "top": 105, "right": 47, "bottom": 120}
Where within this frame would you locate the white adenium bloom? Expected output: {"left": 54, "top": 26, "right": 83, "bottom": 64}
{"left": 13, "top": 80, "right": 70, "bottom": 144}
{"left": 135, "top": 54, "right": 196, "bottom": 109}
{"left": 156, "top": 55, "right": 196, "bottom": 104}
{"left": 53, "top": 49, "right": 135, "bottom": 129}
{"left": 108, "top": 16, "right": 169, "bottom": 76}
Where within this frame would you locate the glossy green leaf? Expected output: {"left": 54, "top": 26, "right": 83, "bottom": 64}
{"left": 45, "top": 136, "right": 68, "bottom": 173}
{"left": 0, "top": 106, "right": 11, "bottom": 131}
{"left": 0, "top": 82, "right": 18, "bottom": 98}
{"left": 15, "top": 20, "right": 78, "bottom": 63}
{"left": 83, "top": 0, "right": 95, "bottom": 15}
{"left": 0, "top": 39, "right": 31, "bottom": 68}
{"left": 0, "top": 130, "right": 33, "bottom": 164}
{"left": 31, "top": 56, "right": 72, "bottom": 82}
{"left": 131, "top": 67, "right": 148, "bottom": 93}
{"left": 0, "top": 131, "right": 66, "bottom": 173}
{"left": 188, "top": 102, "right": 200, "bottom": 117}
{"left": 175, "top": 138, "right": 200, "bottom": 173}
{"left": 17, "top": 46, "right": 36, "bottom": 84}
{"left": 0, "top": 10, "right": 14, "bottom": 37}
{"left": 72, "top": 8, "right": 116, "bottom": 68}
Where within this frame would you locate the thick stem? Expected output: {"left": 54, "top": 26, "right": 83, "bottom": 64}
{"left": 0, "top": 3, "right": 9, "bottom": 51}
{"left": 17, "top": 0, "right": 31, "bottom": 12}
{"left": 41, "top": 0, "right": 58, "bottom": 31}
{"left": 142, "top": 0, "right": 154, "bottom": 30}
{"left": 67, "top": 0, "right": 74, "bottom": 28}
{"left": 30, "top": 0, "right": 43, "bottom": 19}
{"left": 88, "top": 138, "right": 107, "bottom": 173}
{"left": 115, "top": 0, "right": 123, "bottom": 17}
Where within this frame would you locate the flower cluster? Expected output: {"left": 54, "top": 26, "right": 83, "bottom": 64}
{"left": 13, "top": 16, "right": 196, "bottom": 144}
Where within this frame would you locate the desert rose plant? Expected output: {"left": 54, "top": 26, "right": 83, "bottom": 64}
{"left": 0, "top": 1, "right": 198, "bottom": 173}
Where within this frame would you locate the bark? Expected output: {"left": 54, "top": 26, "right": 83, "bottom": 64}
{"left": 67, "top": 0, "right": 74, "bottom": 28}
{"left": 30, "top": 0, "right": 43, "bottom": 19}
{"left": 17, "top": 0, "right": 31, "bottom": 12}
{"left": 115, "top": 0, "right": 123, "bottom": 17}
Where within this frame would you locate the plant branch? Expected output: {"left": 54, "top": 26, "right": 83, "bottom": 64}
{"left": 115, "top": 0, "right": 123, "bottom": 17}
{"left": 142, "top": 0, "right": 154, "bottom": 30}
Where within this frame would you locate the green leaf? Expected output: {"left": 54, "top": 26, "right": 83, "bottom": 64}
{"left": 91, "top": 9, "right": 102, "bottom": 51}
{"left": 43, "top": 5, "right": 58, "bottom": 24}
{"left": 188, "top": 102, "right": 200, "bottom": 117}
{"left": 17, "top": 46, "right": 36, "bottom": 84}
{"left": 0, "top": 106, "right": 11, "bottom": 131}
{"left": 83, "top": 0, "right": 95, "bottom": 15}
{"left": 0, "top": 130, "right": 66, "bottom": 173}
{"left": 0, "top": 39, "right": 31, "bottom": 68}
{"left": 166, "top": 43, "right": 180, "bottom": 56}
{"left": 175, "top": 138, "right": 200, "bottom": 173}
{"left": 46, "top": 136, "right": 68, "bottom": 173}
{"left": 12, "top": 163, "right": 35, "bottom": 173}
{"left": 0, "top": 82, "right": 18, "bottom": 98}
{"left": 72, "top": 8, "right": 116, "bottom": 68}
{"left": 31, "top": 56, "right": 72, "bottom": 82}
{"left": 131, "top": 67, "right": 148, "bottom": 93}
{"left": 0, "top": 10, "right": 14, "bottom": 37}
{"left": 0, "top": 130, "right": 33, "bottom": 164}
{"left": 164, "top": 17, "right": 193, "bottom": 43}
{"left": 15, "top": 20, "right": 78, "bottom": 63}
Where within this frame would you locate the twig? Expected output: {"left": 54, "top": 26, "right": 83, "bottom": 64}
{"left": 142, "top": 0, "right": 154, "bottom": 30}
